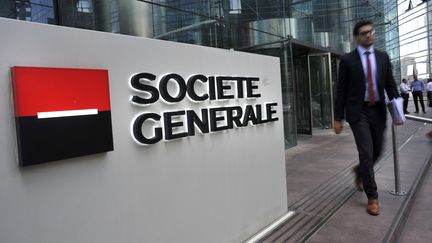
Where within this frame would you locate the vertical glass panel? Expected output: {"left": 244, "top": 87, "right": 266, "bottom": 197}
{"left": 251, "top": 41, "right": 297, "bottom": 148}
{"left": 281, "top": 41, "right": 298, "bottom": 148}
{"left": 308, "top": 54, "right": 332, "bottom": 129}
{"left": 58, "top": 0, "right": 95, "bottom": 30}
{"left": 294, "top": 55, "right": 311, "bottom": 135}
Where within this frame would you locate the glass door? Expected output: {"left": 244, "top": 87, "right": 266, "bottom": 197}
{"left": 294, "top": 55, "right": 312, "bottom": 135}
{"left": 308, "top": 53, "right": 334, "bottom": 130}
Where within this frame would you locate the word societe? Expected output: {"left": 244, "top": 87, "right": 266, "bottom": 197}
{"left": 130, "top": 72, "right": 279, "bottom": 144}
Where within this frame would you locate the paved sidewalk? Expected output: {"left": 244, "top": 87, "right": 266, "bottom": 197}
{"left": 399, "top": 164, "right": 432, "bottom": 243}
{"left": 308, "top": 123, "right": 432, "bottom": 243}
{"left": 264, "top": 102, "right": 432, "bottom": 242}
{"left": 285, "top": 128, "right": 357, "bottom": 206}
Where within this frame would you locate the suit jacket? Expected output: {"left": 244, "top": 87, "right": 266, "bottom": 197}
{"left": 334, "top": 48, "right": 400, "bottom": 123}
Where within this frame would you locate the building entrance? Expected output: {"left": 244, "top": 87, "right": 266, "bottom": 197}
{"left": 294, "top": 46, "right": 339, "bottom": 135}
{"left": 308, "top": 53, "right": 333, "bottom": 130}
{"left": 243, "top": 40, "right": 341, "bottom": 146}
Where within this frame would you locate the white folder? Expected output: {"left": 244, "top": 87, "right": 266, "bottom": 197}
{"left": 387, "top": 97, "right": 406, "bottom": 125}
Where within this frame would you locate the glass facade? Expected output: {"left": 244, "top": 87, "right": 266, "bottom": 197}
{"left": 0, "top": 0, "right": 401, "bottom": 148}
{"left": 0, "top": 0, "right": 56, "bottom": 23}
{"left": 398, "top": 0, "right": 431, "bottom": 81}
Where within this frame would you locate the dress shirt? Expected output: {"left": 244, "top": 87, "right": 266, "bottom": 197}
{"left": 400, "top": 82, "right": 410, "bottom": 94}
{"left": 357, "top": 46, "right": 380, "bottom": 102}
{"left": 426, "top": 82, "right": 432, "bottom": 92}
{"left": 411, "top": 79, "right": 425, "bottom": 92}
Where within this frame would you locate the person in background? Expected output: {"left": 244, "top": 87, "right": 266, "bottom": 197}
{"left": 400, "top": 78, "right": 410, "bottom": 114}
{"left": 426, "top": 78, "right": 432, "bottom": 107}
{"left": 411, "top": 75, "right": 426, "bottom": 113}
{"left": 334, "top": 20, "right": 400, "bottom": 216}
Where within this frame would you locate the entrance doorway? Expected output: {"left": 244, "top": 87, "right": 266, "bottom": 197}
{"left": 308, "top": 53, "right": 333, "bottom": 130}
{"left": 294, "top": 47, "right": 338, "bottom": 135}
{"left": 242, "top": 40, "right": 341, "bottom": 146}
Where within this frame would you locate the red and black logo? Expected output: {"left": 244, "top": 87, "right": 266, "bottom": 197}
{"left": 11, "top": 67, "right": 114, "bottom": 166}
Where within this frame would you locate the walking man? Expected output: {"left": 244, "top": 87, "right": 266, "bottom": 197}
{"left": 334, "top": 20, "right": 400, "bottom": 216}
{"left": 400, "top": 78, "right": 410, "bottom": 114}
{"left": 411, "top": 75, "right": 426, "bottom": 113}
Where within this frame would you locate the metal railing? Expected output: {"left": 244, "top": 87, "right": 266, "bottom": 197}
{"left": 390, "top": 115, "right": 432, "bottom": 196}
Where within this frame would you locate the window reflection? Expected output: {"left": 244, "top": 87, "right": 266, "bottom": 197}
{"left": 14, "top": 0, "right": 55, "bottom": 24}
{"left": 398, "top": 0, "right": 430, "bottom": 79}
{"left": 77, "top": 0, "right": 93, "bottom": 13}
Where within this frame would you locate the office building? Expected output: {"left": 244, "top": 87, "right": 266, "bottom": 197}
{"left": 398, "top": 0, "right": 431, "bottom": 80}
{"left": 0, "top": 0, "right": 400, "bottom": 148}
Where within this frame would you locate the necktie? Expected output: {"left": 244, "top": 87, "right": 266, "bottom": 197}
{"left": 365, "top": 51, "right": 375, "bottom": 104}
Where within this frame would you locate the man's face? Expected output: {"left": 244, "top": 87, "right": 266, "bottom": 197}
{"left": 355, "top": 24, "right": 375, "bottom": 48}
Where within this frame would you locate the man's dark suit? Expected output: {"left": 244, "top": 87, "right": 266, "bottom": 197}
{"left": 334, "top": 48, "right": 399, "bottom": 199}
{"left": 335, "top": 49, "right": 399, "bottom": 123}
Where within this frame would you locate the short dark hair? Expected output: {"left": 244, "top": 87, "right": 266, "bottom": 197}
{"left": 353, "top": 20, "right": 374, "bottom": 36}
